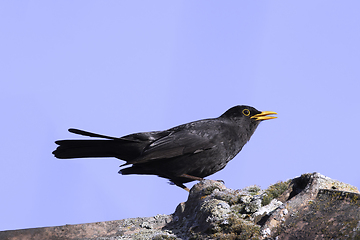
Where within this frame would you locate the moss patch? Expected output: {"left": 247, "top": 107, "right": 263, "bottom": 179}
{"left": 262, "top": 181, "right": 290, "bottom": 206}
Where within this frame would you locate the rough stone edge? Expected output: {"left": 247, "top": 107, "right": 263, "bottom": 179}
{"left": 0, "top": 214, "right": 173, "bottom": 240}
{"left": 260, "top": 172, "right": 360, "bottom": 238}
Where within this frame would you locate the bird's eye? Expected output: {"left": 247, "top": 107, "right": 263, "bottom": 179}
{"left": 242, "top": 109, "right": 250, "bottom": 116}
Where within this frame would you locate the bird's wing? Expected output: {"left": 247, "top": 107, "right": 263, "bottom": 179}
{"left": 126, "top": 127, "right": 216, "bottom": 164}
{"left": 120, "top": 130, "right": 169, "bottom": 142}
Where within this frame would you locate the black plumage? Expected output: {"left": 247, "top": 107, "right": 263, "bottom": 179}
{"left": 53, "top": 105, "right": 277, "bottom": 191}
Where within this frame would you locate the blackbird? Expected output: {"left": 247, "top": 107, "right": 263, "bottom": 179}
{"left": 53, "top": 105, "right": 277, "bottom": 191}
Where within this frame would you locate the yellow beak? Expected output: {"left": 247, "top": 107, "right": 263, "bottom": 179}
{"left": 251, "top": 111, "right": 278, "bottom": 121}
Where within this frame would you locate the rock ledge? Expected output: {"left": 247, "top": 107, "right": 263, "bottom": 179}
{"left": 1, "top": 172, "right": 359, "bottom": 240}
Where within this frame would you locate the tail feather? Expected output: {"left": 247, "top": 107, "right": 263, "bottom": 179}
{"left": 53, "top": 139, "right": 142, "bottom": 161}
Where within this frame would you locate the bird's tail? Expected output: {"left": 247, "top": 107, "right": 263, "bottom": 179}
{"left": 53, "top": 128, "right": 144, "bottom": 161}
{"left": 53, "top": 139, "right": 134, "bottom": 159}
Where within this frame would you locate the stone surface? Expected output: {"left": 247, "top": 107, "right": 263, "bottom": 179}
{"left": 271, "top": 189, "right": 360, "bottom": 239}
{"left": 261, "top": 172, "right": 360, "bottom": 239}
{"left": 0, "top": 215, "right": 175, "bottom": 240}
{"left": 1, "top": 172, "right": 359, "bottom": 240}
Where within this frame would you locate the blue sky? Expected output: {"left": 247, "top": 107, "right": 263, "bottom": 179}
{"left": 1, "top": 1, "right": 359, "bottom": 231}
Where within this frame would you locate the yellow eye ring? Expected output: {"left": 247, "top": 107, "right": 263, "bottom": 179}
{"left": 242, "top": 109, "right": 250, "bottom": 116}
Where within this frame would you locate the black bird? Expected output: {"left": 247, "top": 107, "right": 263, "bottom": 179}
{"left": 53, "top": 105, "right": 277, "bottom": 191}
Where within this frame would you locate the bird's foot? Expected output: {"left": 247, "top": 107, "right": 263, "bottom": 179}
{"left": 170, "top": 181, "right": 190, "bottom": 192}
{"left": 171, "top": 174, "right": 205, "bottom": 191}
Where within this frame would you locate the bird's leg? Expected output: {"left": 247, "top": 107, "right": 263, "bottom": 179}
{"left": 179, "top": 173, "right": 204, "bottom": 181}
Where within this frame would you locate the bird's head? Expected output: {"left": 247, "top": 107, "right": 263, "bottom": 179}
{"left": 221, "top": 105, "right": 277, "bottom": 128}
